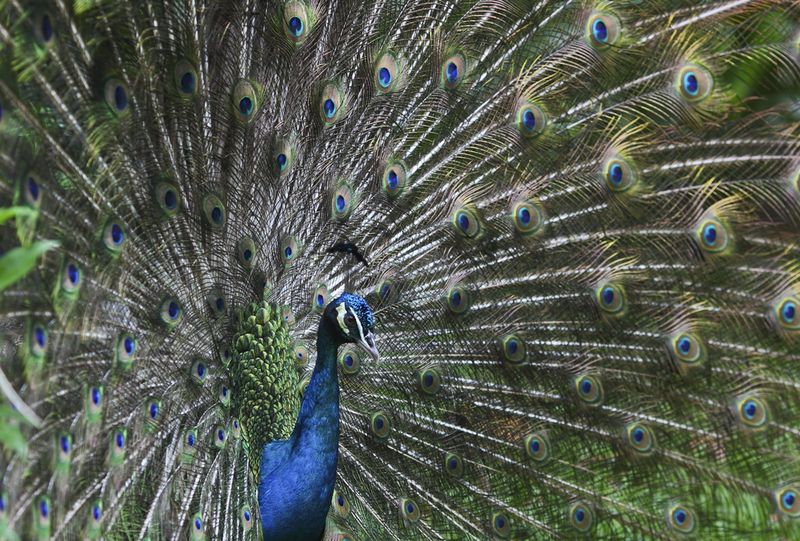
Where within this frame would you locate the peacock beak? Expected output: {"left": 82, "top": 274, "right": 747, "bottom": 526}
{"left": 357, "top": 331, "right": 380, "bottom": 361}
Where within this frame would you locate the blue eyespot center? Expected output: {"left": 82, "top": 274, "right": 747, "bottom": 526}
{"left": 124, "top": 336, "right": 135, "bottom": 354}
{"left": 111, "top": 223, "right": 124, "bottom": 245}
{"left": 678, "top": 336, "right": 691, "bottom": 354}
{"left": 316, "top": 294, "right": 325, "bottom": 306}
{"left": 93, "top": 504, "right": 101, "bottom": 520}
{"left": 575, "top": 508, "right": 585, "bottom": 522}
{"left": 457, "top": 212, "right": 470, "bottom": 231}
{"left": 448, "top": 457, "right": 458, "bottom": 469}
{"left": 423, "top": 373, "right": 434, "bottom": 387}
{"left": 344, "top": 355, "right": 353, "bottom": 367}
{"left": 683, "top": 72, "right": 699, "bottom": 96}
{"left": 702, "top": 224, "right": 717, "bottom": 245}
{"left": 115, "top": 432, "right": 125, "bottom": 448}
{"left": 601, "top": 287, "right": 615, "bottom": 305}
{"left": 244, "top": 510, "right": 252, "bottom": 521}
{"left": 531, "top": 439, "right": 540, "bottom": 452}
{"left": 67, "top": 263, "right": 80, "bottom": 285}
{"left": 164, "top": 189, "right": 177, "bottom": 209}
{"left": 114, "top": 85, "right": 128, "bottom": 111}
{"left": 609, "top": 164, "right": 623, "bottom": 185}
{"left": 34, "top": 326, "right": 46, "bottom": 348}
{"left": 378, "top": 67, "right": 392, "bottom": 88}
{"left": 27, "top": 177, "right": 40, "bottom": 201}
{"left": 284, "top": 246, "right": 293, "bottom": 258}
{"left": 243, "top": 249, "right": 252, "bottom": 261}
{"left": 194, "top": 517, "right": 202, "bottom": 530}
{"left": 335, "top": 195, "right": 346, "bottom": 211}
{"left": 277, "top": 153, "right": 287, "bottom": 170}
{"left": 91, "top": 387, "right": 101, "bottom": 405}
{"left": 60, "top": 435, "right": 70, "bottom": 453}
{"left": 522, "top": 109, "right": 536, "bottom": 131}
{"left": 168, "top": 301, "right": 180, "bottom": 319}
{"left": 375, "top": 418, "right": 384, "bottom": 429}
{"left": 211, "top": 206, "right": 223, "bottom": 223}
{"left": 518, "top": 207, "right": 531, "bottom": 225}
{"left": 446, "top": 62, "right": 459, "bottom": 83}
{"left": 495, "top": 516, "right": 506, "bottom": 528}
{"left": 288, "top": 16, "right": 303, "bottom": 37}
{"left": 783, "top": 491, "right": 797, "bottom": 509}
{"left": 450, "top": 290, "right": 462, "bottom": 306}
{"left": 215, "top": 298, "right": 224, "bottom": 311}
{"left": 187, "top": 433, "right": 195, "bottom": 446}
{"left": 149, "top": 403, "right": 158, "bottom": 419}
{"left": 41, "top": 15, "right": 53, "bottom": 42}
{"left": 580, "top": 379, "right": 592, "bottom": 394}
{"left": 239, "top": 96, "right": 253, "bottom": 116}
{"left": 507, "top": 339, "right": 518, "bottom": 354}
{"left": 196, "top": 363, "right": 206, "bottom": 378}
{"left": 781, "top": 301, "right": 796, "bottom": 323}
{"left": 632, "top": 427, "right": 645, "bottom": 443}
{"left": 592, "top": 19, "right": 607, "bottom": 42}
{"left": 40, "top": 500, "right": 49, "bottom": 518}
{"left": 406, "top": 503, "right": 414, "bottom": 514}
{"left": 323, "top": 98, "right": 336, "bottom": 118}
{"left": 674, "top": 509, "right": 687, "bottom": 524}
{"left": 743, "top": 400, "right": 757, "bottom": 419}
{"left": 217, "top": 429, "right": 225, "bottom": 441}
{"left": 387, "top": 170, "right": 398, "bottom": 189}
{"left": 180, "top": 72, "right": 195, "bottom": 94}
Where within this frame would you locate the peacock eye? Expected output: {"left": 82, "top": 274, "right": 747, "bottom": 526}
{"left": 666, "top": 504, "right": 696, "bottom": 533}
{"left": 492, "top": 511, "right": 511, "bottom": 537}
{"left": 568, "top": 502, "right": 594, "bottom": 532}
{"left": 154, "top": 182, "right": 181, "bottom": 217}
{"left": 36, "top": 12, "right": 55, "bottom": 44}
{"left": 331, "top": 183, "right": 354, "bottom": 220}
{"left": 677, "top": 65, "right": 713, "bottom": 102}
{"left": 232, "top": 80, "right": 260, "bottom": 122}
{"left": 587, "top": 13, "right": 620, "bottom": 48}
{"left": 775, "top": 484, "right": 800, "bottom": 517}
{"left": 515, "top": 101, "right": 546, "bottom": 137}
{"left": 624, "top": 422, "right": 656, "bottom": 454}
{"left": 103, "top": 79, "right": 130, "bottom": 115}
{"left": 173, "top": 59, "right": 198, "bottom": 97}
{"left": 382, "top": 160, "right": 408, "bottom": 198}
{"left": 441, "top": 53, "right": 466, "bottom": 89}
{"left": 734, "top": 395, "right": 769, "bottom": 429}
{"left": 344, "top": 313, "right": 356, "bottom": 326}
{"left": 202, "top": 194, "right": 226, "bottom": 230}
{"left": 284, "top": 1, "right": 312, "bottom": 43}
{"left": 603, "top": 157, "right": 637, "bottom": 193}
{"left": 319, "top": 82, "right": 345, "bottom": 125}
{"left": 375, "top": 52, "right": 401, "bottom": 93}
{"left": 524, "top": 432, "right": 550, "bottom": 463}
{"left": 511, "top": 199, "right": 545, "bottom": 236}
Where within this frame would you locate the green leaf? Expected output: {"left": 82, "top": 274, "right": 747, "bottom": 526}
{"left": 0, "top": 240, "right": 59, "bottom": 292}
{"left": 0, "top": 206, "right": 36, "bottom": 225}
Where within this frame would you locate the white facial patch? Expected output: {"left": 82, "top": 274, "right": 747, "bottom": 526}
{"left": 336, "top": 303, "right": 349, "bottom": 333}
{"left": 336, "top": 303, "right": 367, "bottom": 345}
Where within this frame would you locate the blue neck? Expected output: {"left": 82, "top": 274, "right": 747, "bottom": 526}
{"left": 294, "top": 321, "right": 341, "bottom": 448}
{"left": 257, "top": 319, "right": 341, "bottom": 541}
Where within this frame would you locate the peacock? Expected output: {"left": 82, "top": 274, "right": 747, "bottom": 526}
{"left": 0, "top": 0, "right": 799, "bottom": 539}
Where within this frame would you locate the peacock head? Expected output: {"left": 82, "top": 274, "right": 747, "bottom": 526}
{"left": 324, "top": 293, "right": 379, "bottom": 360}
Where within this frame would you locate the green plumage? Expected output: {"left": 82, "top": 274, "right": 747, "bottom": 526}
{"left": 0, "top": 0, "right": 798, "bottom": 539}
{"left": 232, "top": 298, "right": 300, "bottom": 472}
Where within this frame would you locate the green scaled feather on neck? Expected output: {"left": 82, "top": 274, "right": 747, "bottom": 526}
{"left": 229, "top": 295, "right": 300, "bottom": 474}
